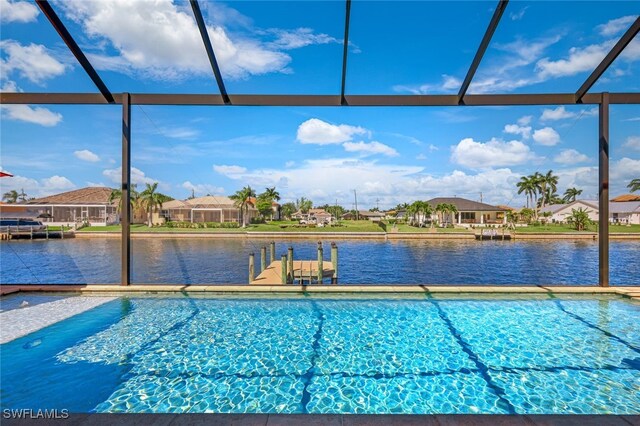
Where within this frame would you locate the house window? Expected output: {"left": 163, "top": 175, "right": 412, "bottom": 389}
{"left": 461, "top": 212, "right": 475, "bottom": 220}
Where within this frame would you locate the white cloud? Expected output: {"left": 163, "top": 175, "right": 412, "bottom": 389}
{"left": 182, "top": 181, "right": 224, "bottom": 196}
{"left": 213, "top": 164, "right": 247, "bottom": 175}
{"left": 87, "top": 181, "right": 107, "bottom": 187}
{"left": 611, "top": 157, "right": 640, "bottom": 181}
{"left": 296, "top": 118, "right": 368, "bottom": 145}
{"left": 285, "top": 161, "right": 295, "bottom": 168}
{"left": 532, "top": 127, "right": 560, "bottom": 146}
{"left": 509, "top": 7, "right": 528, "bottom": 21}
{"left": 267, "top": 28, "right": 339, "bottom": 50}
{"left": 517, "top": 115, "right": 533, "bottom": 126}
{"left": 1, "top": 104, "right": 63, "bottom": 127}
{"left": 56, "top": 0, "right": 317, "bottom": 80}
{"left": 416, "top": 154, "right": 427, "bottom": 160}
{"left": 623, "top": 136, "right": 640, "bottom": 151}
{"left": 0, "top": 40, "right": 67, "bottom": 83}
{"left": 504, "top": 123, "right": 532, "bottom": 139}
{"left": 554, "top": 149, "right": 590, "bottom": 164}
{"left": 540, "top": 106, "right": 575, "bottom": 121}
{"left": 393, "top": 74, "right": 461, "bottom": 94}
{"left": 0, "top": 0, "right": 39, "bottom": 23}
{"left": 157, "top": 127, "right": 199, "bottom": 140}
{"left": 102, "top": 166, "right": 157, "bottom": 186}
{"left": 74, "top": 150, "right": 100, "bottom": 162}
{"left": 597, "top": 15, "right": 637, "bottom": 37}
{"left": 41, "top": 175, "right": 75, "bottom": 191}
{"left": 450, "top": 137, "right": 539, "bottom": 169}
{"left": 342, "top": 141, "right": 398, "bottom": 157}
{"left": 0, "top": 172, "right": 75, "bottom": 198}
{"left": 428, "top": 144, "right": 439, "bottom": 152}
{"left": 623, "top": 117, "right": 640, "bottom": 122}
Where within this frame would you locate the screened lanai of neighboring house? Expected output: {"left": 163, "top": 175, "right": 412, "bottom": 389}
{"left": 25, "top": 187, "right": 118, "bottom": 226}
{"left": 162, "top": 196, "right": 258, "bottom": 223}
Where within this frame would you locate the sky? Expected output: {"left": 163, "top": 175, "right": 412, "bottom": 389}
{"left": 1, "top": 0, "right": 639, "bottom": 210}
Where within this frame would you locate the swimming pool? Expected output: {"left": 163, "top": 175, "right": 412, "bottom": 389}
{"left": 1, "top": 295, "right": 639, "bottom": 414}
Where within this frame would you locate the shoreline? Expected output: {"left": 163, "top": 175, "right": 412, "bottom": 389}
{"left": 68, "top": 231, "right": 640, "bottom": 240}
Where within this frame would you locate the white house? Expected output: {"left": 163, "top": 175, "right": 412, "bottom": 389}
{"left": 539, "top": 199, "right": 640, "bottom": 225}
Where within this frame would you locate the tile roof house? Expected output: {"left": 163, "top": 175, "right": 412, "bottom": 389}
{"left": 539, "top": 199, "right": 640, "bottom": 224}
{"left": 426, "top": 197, "right": 508, "bottom": 226}
{"left": 24, "top": 187, "right": 118, "bottom": 226}
{"left": 162, "top": 195, "right": 257, "bottom": 224}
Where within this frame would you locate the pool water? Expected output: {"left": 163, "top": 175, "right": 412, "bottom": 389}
{"left": 1, "top": 296, "right": 639, "bottom": 414}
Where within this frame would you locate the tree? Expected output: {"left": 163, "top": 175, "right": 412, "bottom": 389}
{"left": 139, "top": 183, "right": 167, "bottom": 227}
{"left": 109, "top": 184, "right": 140, "bottom": 221}
{"left": 261, "top": 187, "right": 280, "bottom": 202}
{"left": 230, "top": 186, "right": 256, "bottom": 227}
{"left": 280, "top": 202, "right": 296, "bottom": 220}
{"left": 2, "top": 189, "right": 18, "bottom": 203}
{"left": 536, "top": 170, "right": 558, "bottom": 210}
{"left": 567, "top": 207, "right": 591, "bottom": 231}
{"left": 516, "top": 176, "right": 536, "bottom": 209}
{"left": 628, "top": 178, "right": 640, "bottom": 193}
{"left": 563, "top": 187, "right": 583, "bottom": 203}
{"left": 295, "top": 197, "right": 313, "bottom": 214}
{"left": 17, "top": 188, "right": 28, "bottom": 202}
{"left": 520, "top": 208, "right": 535, "bottom": 224}
{"left": 257, "top": 187, "right": 280, "bottom": 220}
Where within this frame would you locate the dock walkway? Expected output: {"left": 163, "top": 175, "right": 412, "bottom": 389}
{"left": 251, "top": 261, "right": 335, "bottom": 285}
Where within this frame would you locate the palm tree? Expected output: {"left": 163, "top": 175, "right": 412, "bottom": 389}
{"left": 17, "top": 188, "right": 28, "bottom": 202}
{"left": 628, "top": 178, "right": 640, "bottom": 193}
{"left": 261, "top": 187, "right": 280, "bottom": 202}
{"left": 230, "top": 186, "right": 256, "bottom": 227}
{"left": 516, "top": 176, "right": 536, "bottom": 209}
{"left": 435, "top": 203, "right": 447, "bottom": 226}
{"left": 447, "top": 203, "right": 458, "bottom": 225}
{"left": 536, "top": 170, "right": 558, "bottom": 210}
{"left": 2, "top": 189, "right": 18, "bottom": 203}
{"left": 567, "top": 207, "right": 591, "bottom": 231}
{"left": 139, "top": 183, "right": 165, "bottom": 227}
{"left": 562, "top": 187, "right": 583, "bottom": 203}
{"left": 109, "top": 184, "right": 139, "bottom": 220}
{"left": 295, "top": 197, "right": 313, "bottom": 214}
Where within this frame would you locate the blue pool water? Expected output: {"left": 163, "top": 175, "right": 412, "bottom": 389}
{"left": 1, "top": 295, "right": 639, "bottom": 414}
{"left": 1, "top": 238, "right": 639, "bottom": 285}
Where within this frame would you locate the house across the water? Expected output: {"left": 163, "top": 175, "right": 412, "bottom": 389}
{"left": 162, "top": 196, "right": 258, "bottom": 225}
{"left": 539, "top": 198, "right": 640, "bottom": 225}
{"left": 23, "top": 187, "right": 118, "bottom": 226}
{"left": 426, "top": 197, "right": 508, "bottom": 226}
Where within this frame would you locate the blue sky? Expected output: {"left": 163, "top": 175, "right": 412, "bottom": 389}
{"left": 1, "top": 0, "right": 639, "bottom": 209}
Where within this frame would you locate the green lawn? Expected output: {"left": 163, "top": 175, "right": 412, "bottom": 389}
{"left": 391, "top": 223, "right": 472, "bottom": 233}
{"left": 78, "top": 220, "right": 384, "bottom": 233}
{"left": 76, "top": 222, "right": 640, "bottom": 234}
{"left": 515, "top": 224, "right": 640, "bottom": 233}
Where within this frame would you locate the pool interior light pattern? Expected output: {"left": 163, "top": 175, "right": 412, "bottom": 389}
{"left": 2, "top": 297, "right": 639, "bottom": 414}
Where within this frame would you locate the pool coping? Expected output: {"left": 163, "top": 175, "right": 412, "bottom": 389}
{"left": 2, "top": 413, "right": 639, "bottom": 425}
{"left": 1, "top": 284, "right": 639, "bottom": 301}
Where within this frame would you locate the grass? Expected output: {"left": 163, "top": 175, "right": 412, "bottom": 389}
{"left": 78, "top": 220, "right": 384, "bottom": 233}
{"left": 391, "top": 223, "right": 472, "bottom": 233}
{"left": 76, "top": 222, "right": 640, "bottom": 234}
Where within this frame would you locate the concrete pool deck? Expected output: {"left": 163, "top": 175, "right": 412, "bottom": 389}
{"left": 2, "top": 284, "right": 639, "bottom": 300}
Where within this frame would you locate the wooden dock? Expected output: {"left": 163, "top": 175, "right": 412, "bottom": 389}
{"left": 251, "top": 260, "right": 335, "bottom": 285}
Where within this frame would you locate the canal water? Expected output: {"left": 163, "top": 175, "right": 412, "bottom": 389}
{"left": 1, "top": 238, "right": 638, "bottom": 285}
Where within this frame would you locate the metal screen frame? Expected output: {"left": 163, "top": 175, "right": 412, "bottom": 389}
{"left": 2, "top": 1, "right": 639, "bottom": 286}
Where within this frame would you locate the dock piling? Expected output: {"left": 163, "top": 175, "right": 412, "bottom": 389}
{"left": 287, "top": 246, "right": 294, "bottom": 284}
{"left": 331, "top": 242, "right": 338, "bottom": 284}
{"left": 45, "top": 226, "right": 49, "bottom": 240}
{"left": 317, "top": 242, "right": 323, "bottom": 284}
{"left": 261, "top": 246, "right": 267, "bottom": 272}
{"left": 281, "top": 255, "right": 287, "bottom": 284}
{"left": 270, "top": 241, "right": 275, "bottom": 264}
{"left": 249, "top": 252, "right": 255, "bottom": 283}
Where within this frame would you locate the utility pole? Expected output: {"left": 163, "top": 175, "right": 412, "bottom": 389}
{"left": 480, "top": 192, "right": 483, "bottom": 203}
{"left": 376, "top": 198, "right": 380, "bottom": 211}
{"left": 354, "top": 190, "right": 359, "bottom": 220}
